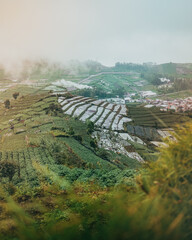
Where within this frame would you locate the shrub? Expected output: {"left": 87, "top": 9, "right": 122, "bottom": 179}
{"left": 74, "top": 135, "right": 82, "bottom": 143}
{"left": 86, "top": 120, "right": 94, "bottom": 134}
{"left": 0, "top": 161, "right": 18, "bottom": 181}
{"left": 90, "top": 139, "right": 97, "bottom": 149}
{"left": 46, "top": 103, "right": 62, "bottom": 116}
{"left": 13, "top": 92, "right": 19, "bottom": 100}
{"left": 4, "top": 99, "right": 10, "bottom": 109}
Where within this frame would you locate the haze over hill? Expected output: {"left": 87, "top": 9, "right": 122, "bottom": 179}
{"left": 1, "top": 0, "right": 192, "bottom": 65}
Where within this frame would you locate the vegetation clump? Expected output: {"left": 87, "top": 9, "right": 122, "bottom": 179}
{"left": 0, "top": 161, "right": 18, "bottom": 182}
{"left": 46, "top": 103, "right": 62, "bottom": 116}
{"left": 86, "top": 119, "right": 94, "bottom": 134}
{"left": 12, "top": 92, "right": 19, "bottom": 100}
{"left": 4, "top": 99, "right": 10, "bottom": 109}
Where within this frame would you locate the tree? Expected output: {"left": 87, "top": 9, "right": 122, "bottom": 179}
{"left": 4, "top": 99, "right": 10, "bottom": 109}
{"left": 151, "top": 76, "right": 162, "bottom": 85}
{"left": 13, "top": 92, "right": 19, "bottom": 100}
{"left": 0, "top": 161, "right": 18, "bottom": 182}
{"left": 86, "top": 120, "right": 94, "bottom": 134}
{"left": 90, "top": 139, "right": 97, "bottom": 149}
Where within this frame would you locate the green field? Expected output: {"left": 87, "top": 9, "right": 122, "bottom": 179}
{"left": 127, "top": 105, "right": 190, "bottom": 128}
{"left": 86, "top": 73, "right": 150, "bottom": 93}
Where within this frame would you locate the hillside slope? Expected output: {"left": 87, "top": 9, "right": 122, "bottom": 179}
{"left": 0, "top": 92, "right": 143, "bottom": 187}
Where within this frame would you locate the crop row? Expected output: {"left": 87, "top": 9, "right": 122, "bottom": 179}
{"left": 0, "top": 147, "right": 55, "bottom": 185}
{"left": 58, "top": 96, "right": 132, "bottom": 131}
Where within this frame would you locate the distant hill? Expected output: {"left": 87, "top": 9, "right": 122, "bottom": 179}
{"left": 2, "top": 60, "right": 192, "bottom": 86}
{"left": 151, "top": 63, "right": 192, "bottom": 76}
{"left": 112, "top": 62, "right": 192, "bottom": 77}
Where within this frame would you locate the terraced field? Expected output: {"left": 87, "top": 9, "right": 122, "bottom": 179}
{"left": 58, "top": 95, "right": 188, "bottom": 148}
{"left": 58, "top": 96, "right": 132, "bottom": 131}
{"left": 1, "top": 91, "right": 185, "bottom": 187}
{"left": 0, "top": 93, "right": 143, "bottom": 186}
{"left": 127, "top": 105, "right": 190, "bottom": 128}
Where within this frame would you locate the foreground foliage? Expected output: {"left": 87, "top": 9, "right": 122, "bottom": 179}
{"left": 0, "top": 124, "right": 191, "bottom": 239}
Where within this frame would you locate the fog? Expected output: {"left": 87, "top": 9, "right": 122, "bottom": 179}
{"left": 0, "top": 0, "right": 192, "bottom": 66}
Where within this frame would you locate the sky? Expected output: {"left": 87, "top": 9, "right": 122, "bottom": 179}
{"left": 0, "top": 0, "right": 192, "bottom": 66}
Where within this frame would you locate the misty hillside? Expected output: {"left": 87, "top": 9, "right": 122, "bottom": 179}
{"left": 1, "top": 0, "right": 192, "bottom": 239}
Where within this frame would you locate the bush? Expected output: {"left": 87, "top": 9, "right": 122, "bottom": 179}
{"left": 4, "top": 99, "right": 10, "bottom": 109}
{"left": 90, "top": 139, "right": 97, "bottom": 149}
{"left": 46, "top": 103, "right": 62, "bottom": 116}
{"left": 13, "top": 92, "right": 19, "bottom": 100}
{"left": 86, "top": 120, "right": 94, "bottom": 134}
{"left": 0, "top": 161, "right": 18, "bottom": 181}
{"left": 74, "top": 135, "right": 82, "bottom": 143}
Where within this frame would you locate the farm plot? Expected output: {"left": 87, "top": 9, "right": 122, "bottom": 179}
{"left": 91, "top": 99, "right": 104, "bottom": 105}
{"left": 79, "top": 105, "right": 97, "bottom": 121}
{"left": 118, "top": 117, "right": 132, "bottom": 131}
{"left": 62, "top": 98, "right": 93, "bottom": 115}
{"left": 114, "top": 105, "right": 121, "bottom": 112}
{"left": 65, "top": 99, "right": 89, "bottom": 115}
{"left": 95, "top": 109, "right": 111, "bottom": 126}
{"left": 79, "top": 104, "right": 94, "bottom": 121}
{"left": 112, "top": 115, "right": 122, "bottom": 130}
{"left": 106, "top": 103, "right": 114, "bottom": 110}
{"left": 73, "top": 104, "right": 92, "bottom": 118}
{"left": 127, "top": 106, "right": 189, "bottom": 128}
{"left": 102, "top": 111, "right": 116, "bottom": 129}
{"left": 89, "top": 106, "right": 104, "bottom": 122}
{"left": 0, "top": 147, "right": 56, "bottom": 186}
{"left": 61, "top": 98, "right": 85, "bottom": 111}
{"left": 58, "top": 95, "right": 132, "bottom": 131}
{"left": 119, "top": 105, "right": 128, "bottom": 116}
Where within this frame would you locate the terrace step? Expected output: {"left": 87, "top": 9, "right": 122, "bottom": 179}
{"left": 58, "top": 95, "right": 132, "bottom": 131}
